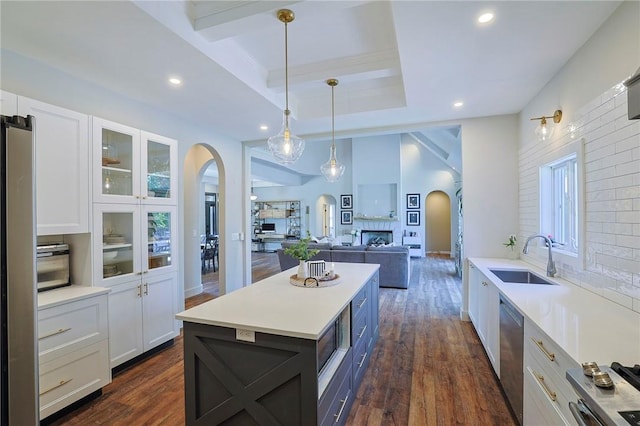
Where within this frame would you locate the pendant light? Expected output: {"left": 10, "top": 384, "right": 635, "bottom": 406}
{"left": 320, "top": 78, "right": 345, "bottom": 182}
{"left": 267, "top": 9, "right": 305, "bottom": 165}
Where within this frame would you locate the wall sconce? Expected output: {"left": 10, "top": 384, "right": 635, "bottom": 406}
{"left": 530, "top": 109, "right": 562, "bottom": 141}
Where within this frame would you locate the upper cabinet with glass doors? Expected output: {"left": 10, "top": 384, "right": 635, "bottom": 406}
{"left": 93, "top": 118, "right": 177, "bottom": 205}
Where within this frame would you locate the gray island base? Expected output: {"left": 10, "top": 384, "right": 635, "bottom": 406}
{"left": 177, "top": 263, "right": 380, "bottom": 425}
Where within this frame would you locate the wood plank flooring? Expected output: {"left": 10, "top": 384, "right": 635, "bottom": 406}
{"left": 46, "top": 254, "right": 516, "bottom": 426}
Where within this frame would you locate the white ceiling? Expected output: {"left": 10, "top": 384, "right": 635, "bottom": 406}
{"left": 0, "top": 0, "right": 621, "bottom": 175}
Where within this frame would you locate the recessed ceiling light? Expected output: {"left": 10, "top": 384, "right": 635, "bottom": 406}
{"left": 260, "top": 125, "right": 269, "bottom": 131}
{"left": 168, "top": 77, "right": 182, "bottom": 85}
{"left": 453, "top": 101, "right": 464, "bottom": 108}
{"left": 478, "top": 12, "right": 494, "bottom": 24}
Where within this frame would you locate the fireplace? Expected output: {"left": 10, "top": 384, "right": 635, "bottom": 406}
{"left": 361, "top": 230, "right": 393, "bottom": 246}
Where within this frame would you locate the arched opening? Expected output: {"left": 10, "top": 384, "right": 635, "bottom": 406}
{"left": 314, "top": 194, "right": 337, "bottom": 237}
{"left": 183, "top": 143, "right": 225, "bottom": 302}
{"left": 425, "top": 190, "right": 452, "bottom": 255}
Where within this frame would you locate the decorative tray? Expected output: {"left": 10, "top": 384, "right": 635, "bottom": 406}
{"left": 289, "top": 274, "right": 341, "bottom": 288}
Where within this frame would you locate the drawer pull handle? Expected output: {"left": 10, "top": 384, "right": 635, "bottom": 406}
{"left": 333, "top": 392, "right": 350, "bottom": 423}
{"left": 357, "top": 324, "right": 368, "bottom": 339}
{"left": 40, "top": 378, "right": 72, "bottom": 395}
{"left": 357, "top": 351, "right": 368, "bottom": 368}
{"left": 357, "top": 297, "right": 367, "bottom": 309}
{"left": 137, "top": 285, "right": 142, "bottom": 297}
{"left": 531, "top": 338, "right": 556, "bottom": 361}
{"left": 534, "top": 371, "right": 557, "bottom": 402}
{"left": 38, "top": 327, "right": 71, "bottom": 340}
{"left": 144, "top": 283, "right": 149, "bottom": 295}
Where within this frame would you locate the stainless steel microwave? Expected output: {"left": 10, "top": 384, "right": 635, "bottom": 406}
{"left": 36, "top": 243, "right": 70, "bottom": 291}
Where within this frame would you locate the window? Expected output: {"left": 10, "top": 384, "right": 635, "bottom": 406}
{"left": 540, "top": 154, "right": 578, "bottom": 254}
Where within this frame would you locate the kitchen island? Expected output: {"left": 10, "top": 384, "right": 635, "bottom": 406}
{"left": 176, "top": 262, "right": 380, "bottom": 426}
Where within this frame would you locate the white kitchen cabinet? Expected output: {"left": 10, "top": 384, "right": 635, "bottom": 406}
{"left": 523, "top": 319, "right": 579, "bottom": 426}
{"left": 18, "top": 96, "right": 90, "bottom": 235}
{"left": 1, "top": 90, "right": 18, "bottom": 115}
{"left": 37, "top": 289, "right": 110, "bottom": 420}
{"left": 93, "top": 203, "right": 178, "bottom": 368}
{"left": 107, "top": 273, "right": 177, "bottom": 368}
{"left": 468, "top": 262, "right": 500, "bottom": 374}
{"left": 92, "top": 203, "right": 177, "bottom": 286}
{"left": 92, "top": 117, "right": 177, "bottom": 205}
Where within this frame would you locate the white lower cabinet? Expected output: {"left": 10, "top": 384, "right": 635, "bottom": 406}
{"left": 37, "top": 291, "right": 110, "bottom": 420}
{"left": 468, "top": 263, "right": 500, "bottom": 374}
{"left": 108, "top": 272, "right": 178, "bottom": 368}
{"left": 524, "top": 319, "right": 580, "bottom": 426}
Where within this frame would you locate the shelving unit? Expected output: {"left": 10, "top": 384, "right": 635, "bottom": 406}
{"left": 251, "top": 200, "right": 301, "bottom": 252}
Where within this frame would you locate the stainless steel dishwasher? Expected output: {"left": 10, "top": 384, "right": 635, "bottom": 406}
{"left": 500, "top": 294, "right": 524, "bottom": 425}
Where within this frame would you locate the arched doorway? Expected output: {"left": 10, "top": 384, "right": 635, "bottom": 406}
{"left": 183, "top": 143, "right": 225, "bottom": 301}
{"left": 425, "top": 190, "right": 452, "bottom": 255}
{"left": 315, "top": 194, "right": 337, "bottom": 237}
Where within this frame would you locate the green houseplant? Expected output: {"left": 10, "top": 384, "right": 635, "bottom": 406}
{"left": 284, "top": 232, "right": 319, "bottom": 278}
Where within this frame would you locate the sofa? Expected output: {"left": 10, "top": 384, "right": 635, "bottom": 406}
{"left": 277, "top": 242, "right": 410, "bottom": 289}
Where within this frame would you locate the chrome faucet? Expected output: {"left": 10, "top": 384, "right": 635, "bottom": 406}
{"left": 522, "top": 234, "right": 557, "bottom": 277}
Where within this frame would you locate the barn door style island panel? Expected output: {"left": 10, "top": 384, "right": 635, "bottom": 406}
{"left": 176, "top": 263, "right": 380, "bottom": 425}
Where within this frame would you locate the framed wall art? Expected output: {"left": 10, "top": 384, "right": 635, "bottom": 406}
{"left": 407, "top": 193, "right": 420, "bottom": 209}
{"left": 407, "top": 210, "right": 420, "bottom": 226}
{"left": 341, "top": 210, "right": 353, "bottom": 225}
{"left": 340, "top": 194, "right": 353, "bottom": 209}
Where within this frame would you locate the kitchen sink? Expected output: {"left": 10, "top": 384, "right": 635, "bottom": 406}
{"left": 489, "top": 269, "right": 556, "bottom": 285}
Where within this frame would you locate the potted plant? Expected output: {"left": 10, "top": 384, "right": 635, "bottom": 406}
{"left": 284, "top": 232, "right": 320, "bottom": 279}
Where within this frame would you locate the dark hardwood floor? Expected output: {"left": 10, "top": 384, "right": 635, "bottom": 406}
{"left": 47, "top": 254, "right": 516, "bottom": 426}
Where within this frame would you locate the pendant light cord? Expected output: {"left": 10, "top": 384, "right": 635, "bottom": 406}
{"left": 331, "top": 83, "right": 335, "bottom": 151}
{"left": 284, "top": 20, "right": 289, "bottom": 115}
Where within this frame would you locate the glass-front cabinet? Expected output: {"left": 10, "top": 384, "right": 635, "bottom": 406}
{"left": 93, "top": 204, "right": 177, "bottom": 286}
{"left": 93, "top": 118, "right": 177, "bottom": 205}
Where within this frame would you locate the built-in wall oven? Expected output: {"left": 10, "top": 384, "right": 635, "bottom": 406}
{"left": 36, "top": 243, "right": 70, "bottom": 291}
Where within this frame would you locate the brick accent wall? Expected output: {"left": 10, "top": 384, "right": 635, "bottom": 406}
{"left": 519, "top": 81, "right": 640, "bottom": 313}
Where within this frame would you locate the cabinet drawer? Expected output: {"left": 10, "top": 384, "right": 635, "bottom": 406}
{"left": 352, "top": 334, "right": 370, "bottom": 389}
{"left": 524, "top": 365, "right": 571, "bottom": 426}
{"left": 524, "top": 364, "right": 572, "bottom": 426}
{"left": 524, "top": 321, "right": 579, "bottom": 386}
{"left": 351, "top": 306, "right": 370, "bottom": 350}
{"left": 39, "top": 340, "right": 110, "bottom": 420}
{"left": 351, "top": 284, "right": 369, "bottom": 319}
{"left": 319, "top": 349, "right": 351, "bottom": 415}
{"left": 320, "top": 363, "right": 353, "bottom": 426}
{"left": 38, "top": 294, "right": 108, "bottom": 364}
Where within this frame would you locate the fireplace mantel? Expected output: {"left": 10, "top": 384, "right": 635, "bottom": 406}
{"left": 354, "top": 216, "right": 399, "bottom": 222}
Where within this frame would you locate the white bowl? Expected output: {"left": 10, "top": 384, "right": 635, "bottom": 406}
{"left": 103, "top": 251, "right": 118, "bottom": 262}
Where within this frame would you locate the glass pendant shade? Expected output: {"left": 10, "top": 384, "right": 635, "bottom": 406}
{"left": 534, "top": 116, "right": 555, "bottom": 141}
{"left": 320, "top": 144, "right": 345, "bottom": 182}
{"left": 267, "top": 110, "right": 305, "bottom": 164}
{"left": 531, "top": 110, "right": 562, "bottom": 142}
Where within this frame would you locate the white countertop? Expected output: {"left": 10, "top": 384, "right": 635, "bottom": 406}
{"left": 470, "top": 258, "right": 640, "bottom": 366}
{"left": 176, "top": 262, "right": 379, "bottom": 340}
{"left": 37, "top": 285, "right": 110, "bottom": 310}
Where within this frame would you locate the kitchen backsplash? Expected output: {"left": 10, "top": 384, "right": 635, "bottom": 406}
{"left": 520, "top": 81, "right": 640, "bottom": 313}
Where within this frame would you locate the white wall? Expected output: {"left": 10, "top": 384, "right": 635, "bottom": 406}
{"left": 518, "top": 0, "right": 640, "bottom": 312}
{"left": 401, "top": 133, "right": 459, "bottom": 255}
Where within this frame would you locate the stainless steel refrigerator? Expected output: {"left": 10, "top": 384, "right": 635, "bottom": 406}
{"left": 0, "top": 114, "right": 39, "bottom": 425}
